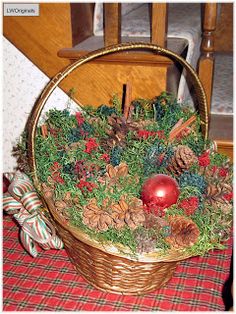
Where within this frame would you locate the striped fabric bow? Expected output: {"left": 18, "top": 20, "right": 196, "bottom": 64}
{"left": 3, "top": 172, "right": 63, "bottom": 257}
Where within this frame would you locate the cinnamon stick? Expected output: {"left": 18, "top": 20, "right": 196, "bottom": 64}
{"left": 169, "top": 118, "right": 184, "bottom": 133}
{"left": 41, "top": 124, "right": 48, "bottom": 138}
{"left": 169, "top": 115, "right": 196, "bottom": 141}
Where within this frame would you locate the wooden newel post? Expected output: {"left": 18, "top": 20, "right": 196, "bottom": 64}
{"left": 198, "top": 3, "right": 217, "bottom": 115}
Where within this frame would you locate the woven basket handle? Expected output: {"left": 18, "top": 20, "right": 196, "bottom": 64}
{"left": 27, "top": 42, "right": 208, "bottom": 185}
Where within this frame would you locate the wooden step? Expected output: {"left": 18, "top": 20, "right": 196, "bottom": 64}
{"left": 58, "top": 35, "right": 188, "bottom": 59}
{"left": 57, "top": 36, "right": 189, "bottom": 107}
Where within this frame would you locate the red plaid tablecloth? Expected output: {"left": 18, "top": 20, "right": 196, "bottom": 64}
{"left": 3, "top": 214, "right": 232, "bottom": 311}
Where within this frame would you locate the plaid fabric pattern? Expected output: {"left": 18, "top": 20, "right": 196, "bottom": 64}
{"left": 3, "top": 214, "right": 232, "bottom": 311}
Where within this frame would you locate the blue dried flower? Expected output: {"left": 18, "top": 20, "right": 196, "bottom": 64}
{"left": 143, "top": 143, "right": 174, "bottom": 176}
{"left": 96, "top": 105, "right": 118, "bottom": 117}
{"left": 179, "top": 172, "right": 207, "bottom": 194}
{"left": 67, "top": 128, "right": 82, "bottom": 143}
{"left": 63, "top": 163, "right": 76, "bottom": 177}
{"left": 110, "top": 146, "right": 123, "bottom": 166}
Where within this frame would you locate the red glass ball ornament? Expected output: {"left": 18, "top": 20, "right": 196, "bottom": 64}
{"left": 3, "top": 175, "right": 10, "bottom": 193}
{"left": 141, "top": 174, "right": 180, "bottom": 214}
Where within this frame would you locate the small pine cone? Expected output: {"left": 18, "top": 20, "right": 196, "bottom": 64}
{"left": 213, "top": 227, "right": 231, "bottom": 242}
{"left": 206, "top": 184, "right": 221, "bottom": 198}
{"left": 144, "top": 213, "right": 168, "bottom": 230}
{"left": 110, "top": 198, "right": 127, "bottom": 230}
{"left": 124, "top": 197, "right": 146, "bottom": 230}
{"left": 125, "top": 208, "right": 146, "bottom": 230}
{"left": 111, "top": 208, "right": 126, "bottom": 230}
{"left": 41, "top": 183, "right": 54, "bottom": 199}
{"left": 169, "top": 145, "right": 197, "bottom": 175}
{"left": 206, "top": 182, "right": 231, "bottom": 206}
{"left": 54, "top": 200, "right": 70, "bottom": 221}
{"left": 134, "top": 230, "right": 157, "bottom": 254}
{"left": 208, "top": 200, "right": 233, "bottom": 215}
{"left": 221, "top": 203, "right": 233, "bottom": 214}
{"left": 12, "top": 145, "right": 31, "bottom": 173}
{"left": 55, "top": 200, "right": 67, "bottom": 210}
{"left": 166, "top": 215, "right": 200, "bottom": 249}
{"left": 82, "top": 199, "right": 114, "bottom": 232}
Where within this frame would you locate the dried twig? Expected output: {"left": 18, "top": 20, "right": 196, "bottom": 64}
{"left": 123, "top": 81, "right": 132, "bottom": 120}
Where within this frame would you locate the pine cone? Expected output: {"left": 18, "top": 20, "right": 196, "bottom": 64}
{"left": 99, "top": 162, "right": 135, "bottom": 192}
{"left": 204, "top": 164, "right": 233, "bottom": 206}
{"left": 111, "top": 196, "right": 145, "bottom": 230}
{"left": 133, "top": 229, "right": 157, "bottom": 254}
{"left": 54, "top": 200, "right": 70, "bottom": 221}
{"left": 206, "top": 183, "right": 228, "bottom": 205}
{"left": 144, "top": 213, "right": 169, "bottom": 230}
{"left": 82, "top": 198, "right": 114, "bottom": 232}
{"left": 219, "top": 203, "right": 233, "bottom": 215}
{"left": 110, "top": 198, "right": 127, "bottom": 230}
{"left": 102, "top": 115, "right": 151, "bottom": 149}
{"left": 129, "top": 119, "right": 154, "bottom": 130}
{"left": 12, "top": 144, "right": 31, "bottom": 173}
{"left": 41, "top": 183, "right": 54, "bottom": 199}
{"left": 103, "top": 115, "right": 129, "bottom": 148}
{"left": 168, "top": 145, "right": 197, "bottom": 175}
{"left": 166, "top": 215, "right": 200, "bottom": 248}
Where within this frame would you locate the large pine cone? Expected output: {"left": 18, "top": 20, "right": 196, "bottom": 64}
{"left": 103, "top": 115, "right": 129, "bottom": 148}
{"left": 169, "top": 145, "right": 197, "bottom": 175}
{"left": 166, "top": 215, "right": 200, "bottom": 249}
{"left": 82, "top": 198, "right": 114, "bottom": 232}
{"left": 103, "top": 115, "right": 153, "bottom": 149}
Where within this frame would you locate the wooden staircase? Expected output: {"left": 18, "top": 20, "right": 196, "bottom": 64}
{"left": 56, "top": 3, "right": 173, "bottom": 107}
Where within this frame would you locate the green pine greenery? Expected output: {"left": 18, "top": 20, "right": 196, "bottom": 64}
{"left": 21, "top": 92, "right": 232, "bottom": 256}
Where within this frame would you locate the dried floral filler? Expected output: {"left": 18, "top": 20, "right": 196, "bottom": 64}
{"left": 19, "top": 92, "right": 233, "bottom": 257}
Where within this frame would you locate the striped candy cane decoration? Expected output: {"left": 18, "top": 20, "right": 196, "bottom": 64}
{"left": 21, "top": 191, "right": 43, "bottom": 214}
{"left": 3, "top": 172, "right": 63, "bottom": 257}
{"left": 20, "top": 227, "right": 38, "bottom": 258}
{"left": 3, "top": 195, "right": 23, "bottom": 214}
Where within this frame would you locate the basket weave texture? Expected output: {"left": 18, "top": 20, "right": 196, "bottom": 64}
{"left": 27, "top": 42, "right": 210, "bottom": 294}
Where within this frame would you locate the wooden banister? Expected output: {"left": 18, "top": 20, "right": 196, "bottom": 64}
{"left": 103, "top": 3, "right": 168, "bottom": 48}
{"left": 151, "top": 3, "right": 167, "bottom": 47}
{"left": 104, "top": 3, "right": 121, "bottom": 46}
{"left": 198, "top": 3, "right": 217, "bottom": 115}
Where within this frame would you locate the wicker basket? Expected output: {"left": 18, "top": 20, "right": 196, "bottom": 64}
{"left": 27, "top": 42, "right": 209, "bottom": 295}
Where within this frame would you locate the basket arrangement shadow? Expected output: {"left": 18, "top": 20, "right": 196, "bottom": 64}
{"left": 24, "top": 43, "right": 233, "bottom": 295}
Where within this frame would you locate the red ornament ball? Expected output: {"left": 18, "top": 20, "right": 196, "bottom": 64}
{"left": 141, "top": 174, "right": 180, "bottom": 214}
{"left": 3, "top": 175, "right": 10, "bottom": 194}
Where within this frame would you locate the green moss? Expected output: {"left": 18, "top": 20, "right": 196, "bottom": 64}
{"left": 29, "top": 93, "right": 233, "bottom": 257}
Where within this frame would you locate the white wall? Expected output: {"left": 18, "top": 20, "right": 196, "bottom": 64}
{"left": 3, "top": 37, "right": 79, "bottom": 172}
